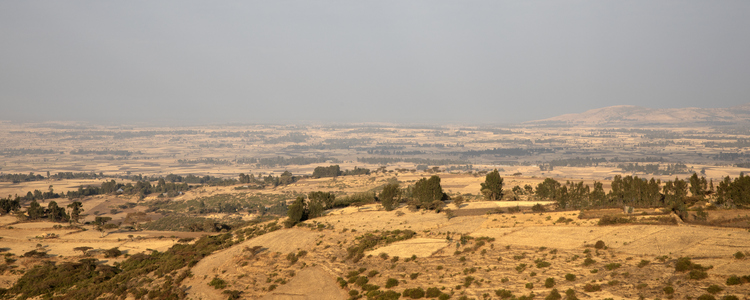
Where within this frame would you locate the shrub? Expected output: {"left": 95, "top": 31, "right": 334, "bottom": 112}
{"left": 675, "top": 257, "right": 694, "bottom": 272}
{"left": 516, "top": 263, "right": 527, "bottom": 273}
{"left": 706, "top": 285, "right": 723, "bottom": 294}
{"left": 496, "top": 289, "right": 514, "bottom": 299}
{"left": 403, "top": 287, "right": 425, "bottom": 299}
{"left": 663, "top": 286, "right": 674, "bottom": 295}
{"left": 637, "top": 260, "right": 650, "bottom": 268}
{"left": 535, "top": 260, "right": 551, "bottom": 268}
{"left": 355, "top": 276, "right": 369, "bottom": 287}
{"left": 583, "top": 284, "right": 600, "bottom": 292}
{"left": 368, "top": 270, "right": 379, "bottom": 277}
{"left": 545, "top": 289, "right": 561, "bottom": 300}
{"left": 426, "top": 287, "right": 441, "bottom": 298}
{"left": 362, "top": 283, "right": 380, "bottom": 292}
{"left": 583, "top": 257, "right": 596, "bottom": 266}
{"left": 734, "top": 251, "right": 745, "bottom": 259}
{"left": 604, "top": 263, "right": 621, "bottom": 270}
{"left": 526, "top": 283, "right": 534, "bottom": 289}
{"left": 544, "top": 278, "right": 555, "bottom": 288}
{"left": 598, "top": 215, "right": 632, "bottom": 225}
{"left": 531, "top": 204, "right": 546, "bottom": 212}
{"left": 385, "top": 278, "right": 399, "bottom": 288}
{"left": 697, "top": 294, "right": 716, "bottom": 300}
{"left": 208, "top": 277, "right": 227, "bottom": 289}
{"left": 223, "top": 290, "right": 242, "bottom": 300}
{"left": 726, "top": 275, "right": 741, "bottom": 285}
{"left": 103, "top": 247, "right": 122, "bottom": 258}
{"left": 722, "top": 296, "right": 739, "bottom": 300}
{"left": 689, "top": 270, "right": 708, "bottom": 280}
{"left": 565, "top": 289, "right": 578, "bottom": 300}
{"left": 438, "top": 293, "right": 451, "bottom": 300}
{"left": 463, "top": 276, "right": 475, "bottom": 287}
{"left": 349, "top": 290, "right": 360, "bottom": 296}
{"left": 594, "top": 241, "right": 605, "bottom": 249}
{"left": 410, "top": 273, "right": 420, "bottom": 280}
{"left": 565, "top": 274, "right": 576, "bottom": 281}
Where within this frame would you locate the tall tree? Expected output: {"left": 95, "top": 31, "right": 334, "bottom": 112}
{"left": 480, "top": 169, "right": 504, "bottom": 200}
{"left": 67, "top": 201, "right": 84, "bottom": 223}
{"left": 285, "top": 196, "right": 306, "bottom": 227}
{"left": 412, "top": 175, "right": 444, "bottom": 209}
{"left": 379, "top": 183, "right": 401, "bottom": 211}
{"left": 47, "top": 201, "right": 68, "bottom": 222}
{"left": 27, "top": 200, "right": 45, "bottom": 220}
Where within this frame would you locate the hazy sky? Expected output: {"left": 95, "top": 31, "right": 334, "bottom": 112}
{"left": 1, "top": 1, "right": 749, "bottom": 125}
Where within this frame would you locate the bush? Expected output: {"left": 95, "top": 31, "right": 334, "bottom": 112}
{"left": 697, "top": 294, "right": 716, "bottom": 300}
{"left": 565, "top": 289, "right": 578, "bottom": 300}
{"left": 706, "top": 285, "right": 723, "bottom": 294}
{"left": 594, "top": 240, "right": 605, "bottom": 249}
{"left": 583, "top": 257, "right": 596, "bottom": 266}
{"left": 726, "top": 275, "right": 742, "bottom": 285}
{"left": 544, "top": 278, "right": 555, "bottom": 288}
{"left": 734, "top": 251, "right": 745, "bottom": 259}
{"left": 637, "top": 260, "right": 650, "bottom": 268}
{"left": 583, "top": 283, "right": 601, "bottom": 292}
{"left": 368, "top": 270, "right": 379, "bottom": 278}
{"left": 565, "top": 274, "right": 576, "bottom": 281}
{"left": 535, "top": 260, "right": 551, "bottom": 268}
{"left": 426, "top": 287, "right": 441, "bottom": 298}
{"left": 526, "top": 283, "right": 534, "bottom": 289}
{"left": 410, "top": 273, "right": 420, "bottom": 280}
{"left": 531, "top": 204, "right": 546, "bottom": 212}
{"left": 663, "top": 286, "right": 674, "bottom": 295}
{"left": 545, "top": 289, "right": 561, "bottom": 300}
{"left": 689, "top": 270, "right": 708, "bottom": 280}
{"left": 722, "top": 296, "right": 739, "bottom": 300}
{"left": 208, "top": 277, "right": 227, "bottom": 289}
{"left": 385, "top": 278, "right": 399, "bottom": 289}
{"left": 675, "top": 257, "right": 694, "bottom": 272}
{"left": 496, "top": 289, "right": 514, "bottom": 299}
{"left": 403, "top": 287, "right": 425, "bottom": 299}
{"left": 604, "top": 263, "right": 621, "bottom": 270}
{"left": 103, "top": 247, "right": 122, "bottom": 258}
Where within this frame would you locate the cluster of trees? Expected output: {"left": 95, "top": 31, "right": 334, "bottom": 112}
{"left": 284, "top": 191, "right": 337, "bottom": 227}
{"left": 70, "top": 149, "right": 134, "bottom": 156}
{"left": 20, "top": 200, "right": 83, "bottom": 222}
{"left": 715, "top": 173, "right": 750, "bottom": 206}
{"left": 311, "top": 165, "right": 371, "bottom": 178}
{"left": 531, "top": 172, "right": 750, "bottom": 214}
{"left": 0, "top": 171, "right": 110, "bottom": 183}
{"left": 617, "top": 163, "right": 689, "bottom": 175}
{"left": 234, "top": 156, "right": 338, "bottom": 167}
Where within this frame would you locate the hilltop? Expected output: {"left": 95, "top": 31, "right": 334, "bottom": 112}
{"left": 525, "top": 103, "right": 750, "bottom": 127}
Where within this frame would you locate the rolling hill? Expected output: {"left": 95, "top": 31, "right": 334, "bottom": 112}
{"left": 525, "top": 103, "right": 750, "bottom": 126}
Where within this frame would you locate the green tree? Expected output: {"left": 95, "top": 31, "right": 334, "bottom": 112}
{"left": 47, "top": 201, "right": 68, "bottom": 222}
{"left": 307, "top": 193, "right": 327, "bottom": 219}
{"left": 379, "top": 183, "right": 401, "bottom": 211}
{"left": 412, "top": 175, "right": 445, "bottom": 209}
{"left": 93, "top": 216, "right": 116, "bottom": 237}
{"left": 27, "top": 200, "right": 45, "bottom": 220}
{"left": 67, "top": 201, "right": 84, "bottom": 223}
{"left": 689, "top": 173, "right": 707, "bottom": 198}
{"left": 285, "top": 196, "right": 306, "bottom": 227}
{"left": 481, "top": 169, "right": 504, "bottom": 200}
{"left": 309, "top": 191, "right": 336, "bottom": 209}
{"left": 535, "top": 178, "right": 561, "bottom": 200}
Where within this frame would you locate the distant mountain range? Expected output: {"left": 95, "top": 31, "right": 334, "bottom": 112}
{"left": 525, "top": 103, "right": 750, "bottom": 127}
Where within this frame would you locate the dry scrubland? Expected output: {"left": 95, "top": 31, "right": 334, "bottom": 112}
{"left": 183, "top": 205, "right": 750, "bottom": 300}
{"left": 1, "top": 122, "right": 750, "bottom": 299}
